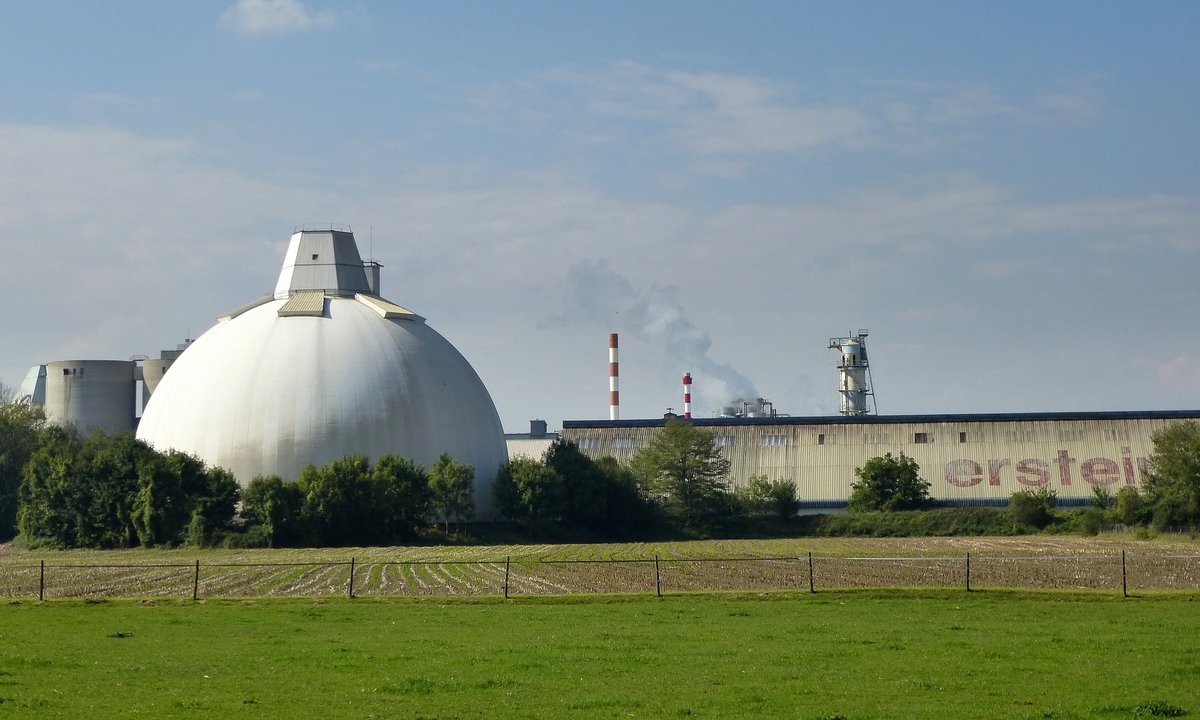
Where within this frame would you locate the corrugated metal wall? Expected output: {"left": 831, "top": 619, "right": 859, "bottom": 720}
{"left": 562, "top": 413, "right": 1200, "bottom": 508}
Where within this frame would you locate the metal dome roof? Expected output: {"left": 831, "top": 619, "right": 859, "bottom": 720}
{"left": 136, "top": 229, "right": 507, "bottom": 513}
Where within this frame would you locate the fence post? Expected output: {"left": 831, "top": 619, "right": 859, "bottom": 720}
{"left": 808, "top": 552, "right": 815, "bottom": 593}
{"left": 504, "top": 556, "right": 510, "bottom": 599}
{"left": 348, "top": 557, "right": 356, "bottom": 599}
{"left": 1121, "top": 550, "right": 1127, "bottom": 598}
{"left": 655, "top": 555, "right": 661, "bottom": 597}
{"left": 966, "top": 552, "right": 971, "bottom": 592}
{"left": 39, "top": 559, "right": 45, "bottom": 602}
{"left": 193, "top": 559, "right": 200, "bottom": 601}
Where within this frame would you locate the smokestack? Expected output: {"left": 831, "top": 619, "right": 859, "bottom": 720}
{"left": 609, "top": 333, "right": 620, "bottom": 420}
{"left": 682, "top": 372, "right": 692, "bottom": 420}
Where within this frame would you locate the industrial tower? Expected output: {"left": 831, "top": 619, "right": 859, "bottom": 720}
{"left": 828, "top": 330, "right": 876, "bottom": 416}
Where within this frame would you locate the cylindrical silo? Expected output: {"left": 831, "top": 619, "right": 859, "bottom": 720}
{"left": 44, "top": 360, "right": 136, "bottom": 434}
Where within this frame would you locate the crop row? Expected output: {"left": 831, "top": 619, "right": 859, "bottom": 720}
{"left": 2, "top": 553, "right": 1198, "bottom": 600}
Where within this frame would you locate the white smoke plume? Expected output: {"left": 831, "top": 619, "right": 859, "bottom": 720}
{"left": 548, "top": 260, "right": 758, "bottom": 411}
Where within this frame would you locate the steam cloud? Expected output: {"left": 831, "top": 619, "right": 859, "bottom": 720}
{"left": 549, "top": 260, "right": 758, "bottom": 411}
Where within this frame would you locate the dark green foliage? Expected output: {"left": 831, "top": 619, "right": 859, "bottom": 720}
{"left": 429, "top": 453, "right": 475, "bottom": 533}
{"left": 0, "top": 398, "right": 45, "bottom": 540}
{"left": 494, "top": 458, "right": 563, "bottom": 533}
{"left": 239, "top": 475, "right": 304, "bottom": 547}
{"left": 544, "top": 440, "right": 606, "bottom": 530}
{"left": 1115, "top": 485, "right": 1150, "bottom": 526}
{"left": 1008, "top": 487, "right": 1058, "bottom": 530}
{"left": 848, "top": 453, "right": 931, "bottom": 512}
{"left": 631, "top": 419, "right": 731, "bottom": 528}
{"left": 737, "top": 475, "right": 800, "bottom": 521}
{"left": 132, "top": 452, "right": 187, "bottom": 547}
{"left": 1088, "top": 484, "right": 1114, "bottom": 511}
{"left": 796, "top": 507, "right": 1013, "bottom": 537}
{"left": 17, "top": 429, "right": 241, "bottom": 549}
{"left": 493, "top": 443, "right": 660, "bottom": 539}
{"left": 546, "top": 441, "right": 658, "bottom": 536}
{"left": 1143, "top": 421, "right": 1200, "bottom": 529}
{"left": 186, "top": 465, "right": 240, "bottom": 545}
{"left": 371, "top": 454, "right": 432, "bottom": 540}
{"left": 16, "top": 424, "right": 84, "bottom": 546}
{"left": 297, "top": 455, "right": 378, "bottom": 546}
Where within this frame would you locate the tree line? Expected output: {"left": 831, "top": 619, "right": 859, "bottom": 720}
{"left": 0, "top": 390, "right": 477, "bottom": 547}
{"left": 4, "top": 382, "right": 1199, "bottom": 545}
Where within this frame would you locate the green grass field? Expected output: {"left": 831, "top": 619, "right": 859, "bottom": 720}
{"left": 2, "top": 590, "right": 1197, "bottom": 720}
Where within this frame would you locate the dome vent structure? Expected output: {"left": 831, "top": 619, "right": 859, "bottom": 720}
{"left": 136, "top": 228, "right": 508, "bottom": 514}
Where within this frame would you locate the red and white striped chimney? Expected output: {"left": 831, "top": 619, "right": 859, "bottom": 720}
{"left": 682, "top": 372, "right": 692, "bottom": 420}
{"left": 609, "top": 333, "right": 620, "bottom": 421}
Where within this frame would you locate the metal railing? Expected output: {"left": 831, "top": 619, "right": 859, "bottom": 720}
{"left": 2, "top": 552, "right": 1197, "bottom": 601}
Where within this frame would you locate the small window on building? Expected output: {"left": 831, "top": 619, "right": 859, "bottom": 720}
{"left": 715, "top": 435, "right": 735, "bottom": 448}
{"left": 311, "top": 253, "right": 319, "bottom": 260}
{"left": 959, "top": 432, "right": 967, "bottom": 443}
{"left": 761, "top": 434, "right": 787, "bottom": 447}
{"left": 914, "top": 432, "right": 929, "bottom": 444}
{"left": 817, "top": 433, "right": 825, "bottom": 446}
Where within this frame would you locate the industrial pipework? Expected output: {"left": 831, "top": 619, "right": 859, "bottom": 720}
{"left": 829, "top": 330, "right": 876, "bottom": 416}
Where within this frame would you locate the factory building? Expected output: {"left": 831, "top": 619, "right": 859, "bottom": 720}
{"left": 562, "top": 411, "right": 1200, "bottom": 509}
{"left": 563, "top": 331, "right": 1200, "bottom": 509}
{"left": 504, "top": 420, "right": 561, "bottom": 460}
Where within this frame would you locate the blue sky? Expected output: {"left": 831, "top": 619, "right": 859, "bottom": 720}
{"left": 2, "top": 0, "right": 1198, "bottom": 430}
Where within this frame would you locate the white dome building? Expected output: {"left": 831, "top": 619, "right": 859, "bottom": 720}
{"left": 137, "top": 228, "right": 507, "bottom": 513}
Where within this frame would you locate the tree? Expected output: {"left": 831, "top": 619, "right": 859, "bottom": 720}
{"left": 1142, "top": 420, "right": 1200, "bottom": 528}
{"left": 494, "top": 458, "right": 563, "bottom": 533}
{"left": 17, "top": 425, "right": 83, "bottom": 546}
{"left": 847, "top": 453, "right": 931, "bottom": 512}
{"left": 371, "top": 454, "right": 432, "bottom": 539}
{"left": 1114, "top": 485, "right": 1149, "bottom": 526}
{"left": 132, "top": 452, "right": 188, "bottom": 547}
{"left": 738, "top": 475, "right": 801, "bottom": 521}
{"left": 240, "top": 475, "right": 304, "bottom": 547}
{"left": 297, "top": 455, "right": 376, "bottom": 546}
{"left": 630, "top": 419, "right": 731, "bottom": 528}
{"left": 543, "top": 440, "right": 606, "bottom": 530}
{"left": 429, "top": 453, "right": 475, "bottom": 533}
{"left": 0, "top": 393, "right": 46, "bottom": 540}
{"left": 1008, "top": 487, "right": 1057, "bottom": 530}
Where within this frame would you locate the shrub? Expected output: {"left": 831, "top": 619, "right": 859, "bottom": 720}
{"left": 1008, "top": 487, "right": 1057, "bottom": 530}
{"left": 848, "top": 453, "right": 931, "bottom": 512}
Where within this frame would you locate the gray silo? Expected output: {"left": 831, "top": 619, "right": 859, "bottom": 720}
{"left": 44, "top": 360, "right": 136, "bottom": 434}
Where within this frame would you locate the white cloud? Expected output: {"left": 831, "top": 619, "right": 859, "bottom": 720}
{"left": 2, "top": 121, "right": 1198, "bottom": 425}
{"left": 1158, "top": 353, "right": 1200, "bottom": 393}
{"left": 522, "top": 62, "right": 869, "bottom": 157}
{"left": 218, "top": 0, "right": 335, "bottom": 37}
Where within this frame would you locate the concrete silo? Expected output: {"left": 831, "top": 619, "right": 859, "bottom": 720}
{"left": 43, "top": 360, "right": 137, "bottom": 434}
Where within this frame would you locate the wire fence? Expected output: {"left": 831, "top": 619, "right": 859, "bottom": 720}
{"left": 3, "top": 552, "right": 1199, "bottom": 601}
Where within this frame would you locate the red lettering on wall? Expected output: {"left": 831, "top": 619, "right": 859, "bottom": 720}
{"left": 1016, "top": 458, "right": 1050, "bottom": 487}
{"left": 945, "top": 459, "right": 984, "bottom": 487}
{"left": 944, "top": 452, "right": 1150, "bottom": 491}
{"left": 987, "top": 458, "right": 1010, "bottom": 486}
{"left": 1055, "top": 450, "right": 1076, "bottom": 486}
{"left": 1082, "top": 458, "right": 1120, "bottom": 486}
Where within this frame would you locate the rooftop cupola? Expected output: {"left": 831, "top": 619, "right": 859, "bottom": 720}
{"left": 274, "top": 228, "right": 372, "bottom": 299}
